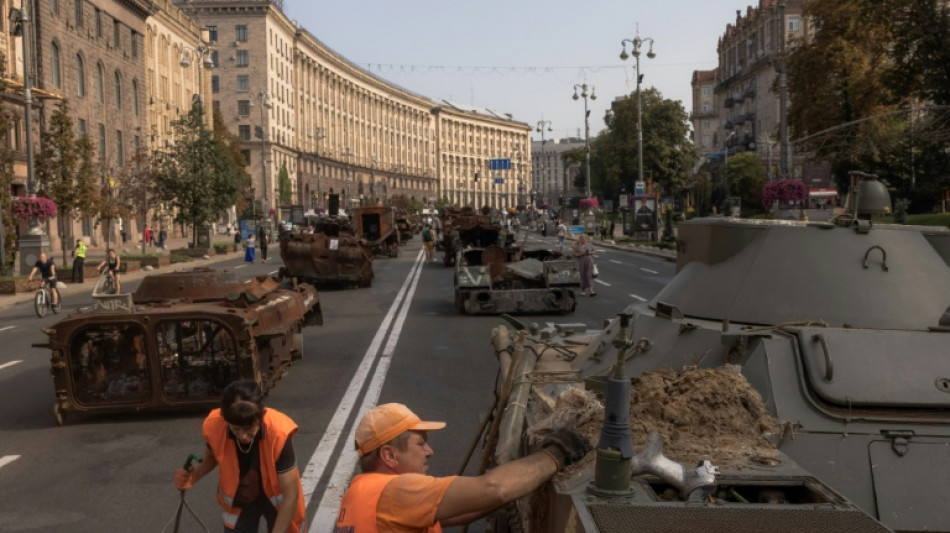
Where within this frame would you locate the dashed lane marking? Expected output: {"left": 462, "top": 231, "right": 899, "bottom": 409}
{"left": 640, "top": 268, "right": 659, "bottom": 274}
{"left": 0, "top": 455, "right": 21, "bottom": 470}
{"left": 268, "top": 270, "right": 279, "bottom": 276}
{"left": 0, "top": 326, "right": 15, "bottom": 332}
{"left": 0, "top": 360, "right": 23, "bottom": 371}
{"left": 630, "top": 294, "right": 648, "bottom": 302}
{"left": 595, "top": 279, "right": 611, "bottom": 287}
{"left": 234, "top": 265, "right": 247, "bottom": 269}
{"left": 610, "top": 260, "right": 624, "bottom": 265}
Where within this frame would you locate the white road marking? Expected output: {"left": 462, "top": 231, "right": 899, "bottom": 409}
{"left": 0, "top": 455, "right": 20, "bottom": 470}
{"left": 0, "top": 326, "right": 15, "bottom": 332}
{"left": 630, "top": 294, "right": 648, "bottom": 302}
{"left": 243, "top": 280, "right": 252, "bottom": 284}
{"left": 594, "top": 279, "right": 611, "bottom": 287}
{"left": 268, "top": 270, "right": 279, "bottom": 276}
{"left": 301, "top": 249, "right": 426, "bottom": 530}
{"left": 610, "top": 260, "right": 624, "bottom": 265}
{"left": 0, "top": 360, "right": 23, "bottom": 371}
{"left": 234, "top": 265, "right": 247, "bottom": 270}
{"left": 640, "top": 268, "right": 659, "bottom": 274}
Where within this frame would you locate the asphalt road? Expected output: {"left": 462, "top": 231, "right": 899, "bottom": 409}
{"left": 0, "top": 233, "right": 675, "bottom": 532}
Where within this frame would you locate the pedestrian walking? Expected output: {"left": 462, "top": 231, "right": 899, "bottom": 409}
{"left": 158, "top": 226, "right": 167, "bottom": 249}
{"left": 540, "top": 220, "right": 547, "bottom": 237}
{"left": 144, "top": 225, "right": 152, "bottom": 247}
{"left": 555, "top": 219, "right": 568, "bottom": 252}
{"left": 244, "top": 233, "right": 256, "bottom": 263}
{"left": 422, "top": 224, "right": 435, "bottom": 262}
{"left": 173, "top": 380, "right": 305, "bottom": 532}
{"left": 259, "top": 228, "right": 269, "bottom": 263}
{"left": 334, "top": 403, "right": 591, "bottom": 532}
{"left": 600, "top": 219, "right": 608, "bottom": 241}
{"left": 572, "top": 234, "right": 599, "bottom": 296}
{"left": 71, "top": 238, "right": 87, "bottom": 283}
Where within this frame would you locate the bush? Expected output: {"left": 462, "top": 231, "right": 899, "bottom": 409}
{"left": 170, "top": 254, "right": 194, "bottom": 264}
{"left": 213, "top": 243, "right": 232, "bottom": 254}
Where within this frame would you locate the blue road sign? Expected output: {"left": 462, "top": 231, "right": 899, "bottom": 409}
{"left": 493, "top": 177, "right": 505, "bottom": 184}
{"left": 489, "top": 159, "right": 511, "bottom": 170}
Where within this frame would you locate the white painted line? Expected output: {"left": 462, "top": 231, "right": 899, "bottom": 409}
{"left": 0, "top": 455, "right": 20, "bottom": 470}
{"left": 234, "top": 265, "right": 247, "bottom": 270}
{"left": 610, "top": 260, "right": 624, "bottom": 265}
{"left": 640, "top": 268, "right": 659, "bottom": 274}
{"left": 630, "top": 294, "right": 648, "bottom": 302}
{"left": 301, "top": 248, "right": 426, "bottom": 528}
{"left": 0, "top": 326, "right": 15, "bottom": 332}
{"left": 244, "top": 280, "right": 252, "bottom": 284}
{"left": 594, "top": 279, "right": 611, "bottom": 287}
{"left": 311, "top": 247, "right": 426, "bottom": 529}
{"left": 0, "top": 360, "right": 23, "bottom": 371}
{"left": 268, "top": 270, "right": 279, "bottom": 276}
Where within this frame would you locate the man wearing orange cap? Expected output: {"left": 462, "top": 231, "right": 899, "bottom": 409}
{"left": 334, "top": 403, "right": 591, "bottom": 532}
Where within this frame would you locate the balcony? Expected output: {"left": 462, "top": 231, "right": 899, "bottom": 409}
{"left": 724, "top": 97, "right": 735, "bottom": 109}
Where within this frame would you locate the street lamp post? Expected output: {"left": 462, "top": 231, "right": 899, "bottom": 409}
{"left": 571, "top": 84, "right": 596, "bottom": 199}
{"left": 258, "top": 90, "right": 273, "bottom": 221}
{"left": 620, "top": 30, "right": 657, "bottom": 212}
{"left": 178, "top": 30, "right": 214, "bottom": 120}
{"left": 312, "top": 127, "right": 326, "bottom": 209}
{"left": 536, "top": 120, "right": 552, "bottom": 207}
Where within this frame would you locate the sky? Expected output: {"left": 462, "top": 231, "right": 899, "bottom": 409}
{"left": 285, "top": 1, "right": 745, "bottom": 143}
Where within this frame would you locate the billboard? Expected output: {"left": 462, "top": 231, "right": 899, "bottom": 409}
{"left": 632, "top": 198, "right": 657, "bottom": 233}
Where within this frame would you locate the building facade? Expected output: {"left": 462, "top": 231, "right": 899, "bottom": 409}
{"left": 689, "top": 70, "right": 717, "bottom": 156}
{"left": 531, "top": 138, "right": 584, "bottom": 207}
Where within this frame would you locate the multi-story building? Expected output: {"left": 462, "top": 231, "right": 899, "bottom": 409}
{"left": 179, "top": 0, "right": 531, "bottom": 213}
{"left": 531, "top": 138, "right": 584, "bottom": 207}
{"left": 692, "top": 0, "right": 831, "bottom": 188}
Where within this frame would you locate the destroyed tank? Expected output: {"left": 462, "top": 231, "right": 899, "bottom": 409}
{"left": 351, "top": 205, "right": 400, "bottom": 258}
{"left": 482, "top": 172, "right": 950, "bottom": 532}
{"left": 278, "top": 215, "right": 374, "bottom": 288}
{"left": 36, "top": 268, "right": 322, "bottom": 425}
{"left": 440, "top": 205, "right": 498, "bottom": 266}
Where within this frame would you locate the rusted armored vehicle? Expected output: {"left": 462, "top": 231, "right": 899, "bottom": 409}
{"left": 441, "top": 205, "right": 505, "bottom": 266}
{"left": 395, "top": 210, "right": 414, "bottom": 243}
{"left": 351, "top": 205, "right": 400, "bottom": 258}
{"left": 37, "top": 268, "right": 322, "bottom": 425}
{"left": 481, "top": 173, "right": 950, "bottom": 532}
{"left": 279, "top": 215, "right": 374, "bottom": 288}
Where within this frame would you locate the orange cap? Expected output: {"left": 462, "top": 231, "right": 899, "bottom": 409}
{"left": 355, "top": 403, "right": 446, "bottom": 456}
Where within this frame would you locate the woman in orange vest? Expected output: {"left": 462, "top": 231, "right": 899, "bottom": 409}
{"left": 174, "top": 380, "right": 305, "bottom": 532}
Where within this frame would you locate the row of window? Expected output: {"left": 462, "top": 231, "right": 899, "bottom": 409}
{"left": 53, "top": 0, "right": 140, "bottom": 57}
{"left": 205, "top": 25, "right": 248, "bottom": 44}
{"left": 48, "top": 44, "right": 140, "bottom": 116}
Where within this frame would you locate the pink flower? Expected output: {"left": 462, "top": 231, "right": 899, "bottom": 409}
{"left": 762, "top": 179, "right": 807, "bottom": 208}
{"left": 12, "top": 197, "right": 58, "bottom": 221}
{"left": 578, "top": 197, "right": 600, "bottom": 209}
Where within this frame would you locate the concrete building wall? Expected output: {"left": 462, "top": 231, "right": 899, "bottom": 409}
{"left": 531, "top": 138, "right": 584, "bottom": 207}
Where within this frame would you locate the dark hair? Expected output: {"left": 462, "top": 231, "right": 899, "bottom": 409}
{"left": 221, "top": 380, "right": 265, "bottom": 426}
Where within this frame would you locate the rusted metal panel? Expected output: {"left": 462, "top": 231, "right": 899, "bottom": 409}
{"left": 351, "top": 206, "right": 400, "bottom": 257}
{"left": 278, "top": 217, "right": 374, "bottom": 287}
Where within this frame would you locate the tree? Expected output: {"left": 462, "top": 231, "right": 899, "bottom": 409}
{"left": 0, "top": 62, "right": 17, "bottom": 274}
{"left": 723, "top": 153, "right": 767, "bottom": 215}
{"left": 112, "top": 145, "right": 160, "bottom": 254}
{"left": 213, "top": 112, "right": 249, "bottom": 216}
{"left": 277, "top": 163, "right": 291, "bottom": 205}
{"left": 155, "top": 103, "right": 243, "bottom": 246}
{"left": 35, "top": 101, "right": 99, "bottom": 266}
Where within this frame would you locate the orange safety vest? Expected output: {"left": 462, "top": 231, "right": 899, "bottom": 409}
{"left": 203, "top": 408, "right": 306, "bottom": 531}
{"left": 334, "top": 473, "right": 442, "bottom": 533}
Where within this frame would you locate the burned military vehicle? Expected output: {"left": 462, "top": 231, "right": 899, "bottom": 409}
{"left": 395, "top": 210, "right": 415, "bottom": 243}
{"left": 351, "top": 205, "right": 400, "bottom": 258}
{"left": 279, "top": 214, "right": 374, "bottom": 288}
{"left": 37, "top": 268, "right": 322, "bottom": 425}
{"left": 454, "top": 224, "right": 578, "bottom": 315}
{"left": 440, "top": 205, "right": 500, "bottom": 266}
{"left": 481, "top": 173, "right": 949, "bottom": 532}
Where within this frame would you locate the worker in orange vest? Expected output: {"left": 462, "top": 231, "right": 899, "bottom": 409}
{"left": 334, "top": 403, "right": 591, "bottom": 532}
{"left": 174, "top": 380, "right": 305, "bottom": 532}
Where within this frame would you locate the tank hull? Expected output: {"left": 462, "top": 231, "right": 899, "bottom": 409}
{"left": 279, "top": 228, "right": 374, "bottom": 287}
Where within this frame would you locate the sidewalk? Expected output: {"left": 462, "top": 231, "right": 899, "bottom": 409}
{"left": 1, "top": 232, "right": 242, "bottom": 312}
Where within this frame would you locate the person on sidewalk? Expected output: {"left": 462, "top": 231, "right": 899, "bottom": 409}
{"left": 174, "top": 380, "right": 305, "bottom": 533}
{"left": 245, "top": 233, "right": 256, "bottom": 263}
{"left": 259, "top": 228, "right": 269, "bottom": 264}
{"left": 158, "top": 227, "right": 167, "bottom": 249}
{"left": 334, "top": 403, "right": 592, "bottom": 532}
{"left": 27, "top": 252, "right": 59, "bottom": 306}
{"left": 144, "top": 225, "right": 152, "bottom": 248}
{"left": 555, "top": 219, "right": 568, "bottom": 253}
{"left": 421, "top": 224, "right": 435, "bottom": 262}
{"left": 572, "top": 233, "right": 598, "bottom": 297}
{"left": 71, "top": 239, "right": 87, "bottom": 283}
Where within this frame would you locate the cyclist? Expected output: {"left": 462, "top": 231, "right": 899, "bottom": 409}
{"left": 97, "top": 249, "right": 121, "bottom": 294}
{"left": 27, "top": 252, "right": 60, "bottom": 307}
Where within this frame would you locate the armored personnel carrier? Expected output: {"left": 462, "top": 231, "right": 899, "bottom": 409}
{"left": 482, "top": 173, "right": 950, "bottom": 532}
{"left": 441, "top": 205, "right": 499, "bottom": 266}
{"left": 37, "top": 268, "right": 322, "bottom": 425}
{"left": 279, "top": 215, "right": 374, "bottom": 288}
{"left": 351, "top": 205, "right": 400, "bottom": 258}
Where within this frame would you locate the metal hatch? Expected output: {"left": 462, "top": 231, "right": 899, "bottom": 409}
{"left": 793, "top": 327, "right": 950, "bottom": 408}
{"left": 869, "top": 440, "right": 950, "bottom": 532}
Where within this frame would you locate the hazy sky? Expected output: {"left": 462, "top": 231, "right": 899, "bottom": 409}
{"left": 285, "top": 1, "right": 744, "bottom": 143}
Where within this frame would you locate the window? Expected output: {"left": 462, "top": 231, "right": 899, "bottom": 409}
{"left": 69, "top": 324, "right": 152, "bottom": 405}
{"left": 113, "top": 19, "right": 120, "bottom": 48}
{"left": 237, "top": 100, "right": 251, "bottom": 116}
{"left": 235, "top": 25, "right": 247, "bottom": 42}
{"left": 97, "top": 123, "right": 106, "bottom": 162}
{"left": 50, "top": 0, "right": 58, "bottom": 14}
{"left": 211, "top": 51, "right": 219, "bottom": 68}
{"left": 74, "top": 0, "right": 82, "bottom": 27}
{"left": 94, "top": 8, "right": 101, "bottom": 37}
{"left": 236, "top": 50, "right": 248, "bottom": 67}
{"left": 113, "top": 71, "right": 121, "bottom": 107}
{"left": 131, "top": 79, "right": 139, "bottom": 117}
{"left": 702, "top": 87, "right": 711, "bottom": 96}
{"left": 206, "top": 25, "right": 218, "bottom": 43}
{"left": 212, "top": 100, "right": 221, "bottom": 114}
{"left": 131, "top": 31, "right": 138, "bottom": 58}
{"left": 240, "top": 149, "right": 251, "bottom": 166}
{"left": 788, "top": 17, "right": 800, "bottom": 32}
{"left": 156, "top": 320, "right": 238, "bottom": 401}
{"left": 115, "top": 130, "right": 123, "bottom": 166}
{"left": 96, "top": 63, "right": 104, "bottom": 102}
{"left": 237, "top": 74, "right": 249, "bottom": 92}
{"left": 239, "top": 125, "right": 251, "bottom": 141}
{"left": 702, "top": 103, "right": 710, "bottom": 112}
{"left": 77, "top": 118, "right": 86, "bottom": 137}
{"left": 50, "top": 43, "right": 61, "bottom": 88}
{"left": 211, "top": 75, "right": 219, "bottom": 93}
{"left": 76, "top": 55, "right": 85, "bottom": 96}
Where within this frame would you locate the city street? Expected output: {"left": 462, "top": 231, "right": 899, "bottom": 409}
{"left": 0, "top": 234, "right": 674, "bottom": 532}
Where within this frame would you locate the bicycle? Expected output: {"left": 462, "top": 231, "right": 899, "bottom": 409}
{"left": 96, "top": 268, "right": 117, "bottom": 295}
{"left": 34, "top": 279, "right": 61, "bottom": 318}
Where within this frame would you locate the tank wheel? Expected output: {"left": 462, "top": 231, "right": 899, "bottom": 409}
{"left": 53, "top": 403, "right": 64, "bottom": 426}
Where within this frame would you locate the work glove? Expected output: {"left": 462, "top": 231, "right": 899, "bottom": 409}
{"left": 540, "top": 427, "right": 593, "bottom": 470}
{"left": 174, "top": 468, "right": 193, "bottom": 491}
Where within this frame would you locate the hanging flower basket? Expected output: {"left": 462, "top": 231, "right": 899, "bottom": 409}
{"left": 12, "top": 196, "right": 58, "bottom": 221}
{"left": 762, "top": 179, "right": 807, "bottom": 209}
{"left": 579, "top": 197, "right": 600, "bottom": 210}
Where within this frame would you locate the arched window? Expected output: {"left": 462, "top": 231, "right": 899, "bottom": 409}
{"left": 76, "top": 55, "right": 85, "bottom": 97}
{"left": 51, "top": 42, "right": 61, "bottom": 88}
{"left": 114, "top": 71, "right": 121, "bottom": 108}
{"left": 95, "top": 63, "right": 104, "bottom": 103}
{"left": 131, "top": 79, "right": 139, "bottom": 117}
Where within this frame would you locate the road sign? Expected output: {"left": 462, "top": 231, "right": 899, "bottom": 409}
{"left": 635, "top": 181, "right": 646, "bottom": 197}
{"left": 493, "top": 177, "right": 505, "bottom": 185}
{"left": 489, "top": 159, "right": 511, "bottom": 170}
{"left": 619, "top": 194, "right": 629, "bottom": 208}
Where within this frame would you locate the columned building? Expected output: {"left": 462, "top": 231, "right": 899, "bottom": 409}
{"left": 179, "top": 0, "right": 531, "bottom": 214}
{"left": 531, "top": 138, "right": 584, "bottom": 208}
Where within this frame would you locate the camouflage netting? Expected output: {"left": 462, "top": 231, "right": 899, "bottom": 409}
{"left": 527, "top": 366, "right": 784, "bottom": 477}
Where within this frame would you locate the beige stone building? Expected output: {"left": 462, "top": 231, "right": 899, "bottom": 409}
{"left": 531, "top": 138, "right": 584, "bottom": 208}
{"left": 689, "top": 70, "right": 717, "bottom": 156}
{"left": 180, "top": 0, "right": 531, "bottom": 215}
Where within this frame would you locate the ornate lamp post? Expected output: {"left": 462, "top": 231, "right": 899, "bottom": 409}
{"left": 620, "top": 30, "right": 656, "bottom": 206}
{"left": 536, "top": 120, "right": 552, "bottom": 207}
{"left": 571, "top": 85, "right": 596, "bottom": 199}
{"left": 178, "top": 31, "right": 214, "bottom": 117}
{"left": 257, "top": 90, "right": 273, "bottom": 221}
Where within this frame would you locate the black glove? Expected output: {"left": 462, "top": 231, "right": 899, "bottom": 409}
{"left": 540, "top": 427, "right": 592, "bottom": 470}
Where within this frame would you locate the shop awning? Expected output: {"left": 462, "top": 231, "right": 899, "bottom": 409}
{"left": 809, "top": 188, "right": 838, "bottom": 198}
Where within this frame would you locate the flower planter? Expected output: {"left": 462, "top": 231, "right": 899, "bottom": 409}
{"left": 0, "top": 278, "right": 36, "bottom": 294}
